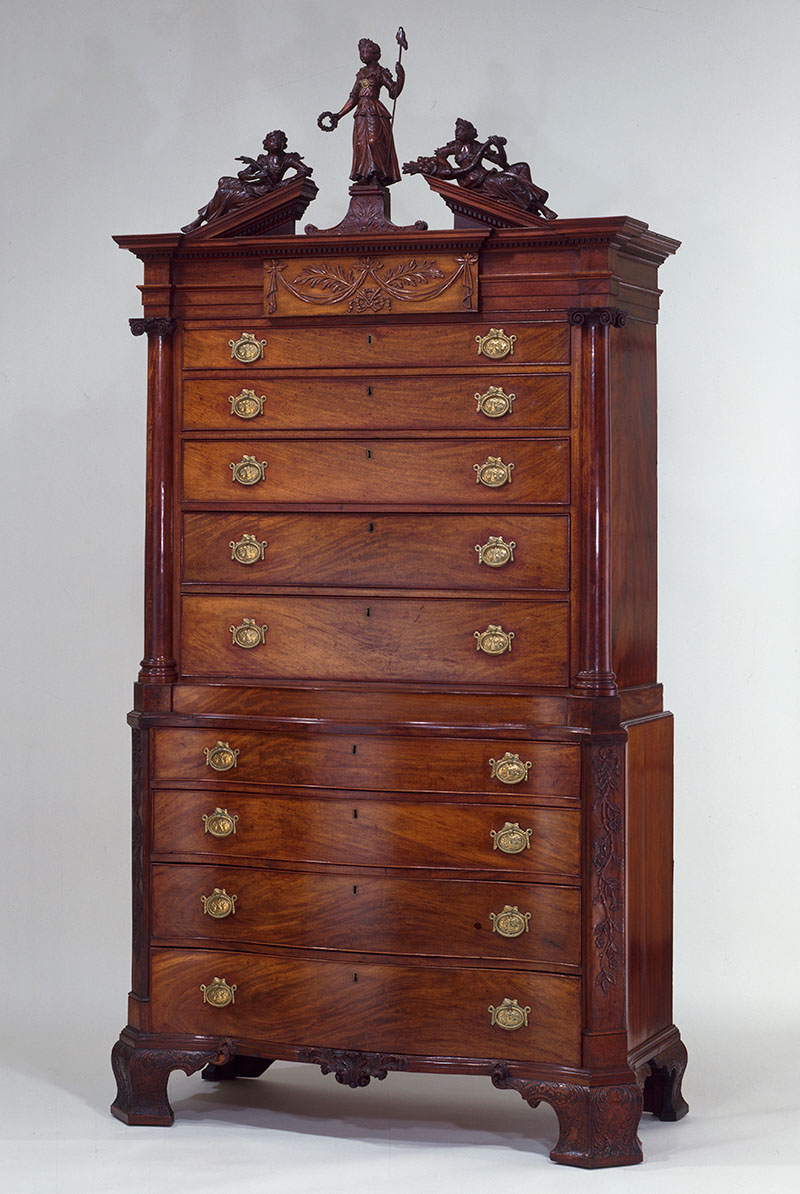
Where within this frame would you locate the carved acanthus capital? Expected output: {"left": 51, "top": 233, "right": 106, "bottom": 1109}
{"left": 568, "top": 307, "right": 627, "bottom": 328}
{"left": 129, "top": 317, "right": 177, "bottom": 338}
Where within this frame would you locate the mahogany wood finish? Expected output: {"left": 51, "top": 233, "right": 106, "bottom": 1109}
{"left": 113, "top": 165, "right": 687, "bottom": 1166}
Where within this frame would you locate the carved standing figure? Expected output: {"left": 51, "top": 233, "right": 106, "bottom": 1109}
{"left": 403, "top": 118, "right": 557, "bottom": 219}
{"left": 317, "top": 38, "right": 404, "bottom": 186}
{"left": 181, "top": 130, "right": 312, "bottom": 233}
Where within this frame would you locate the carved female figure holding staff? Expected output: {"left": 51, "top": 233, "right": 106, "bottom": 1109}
{"left": 318, "top": 37, "right": 405, "bottom": 186}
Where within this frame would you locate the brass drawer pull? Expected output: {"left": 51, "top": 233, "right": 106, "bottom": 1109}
{"left": 476, "top": 328, "right": 516, "bottom": 359}
{"left": 229, "top": 389, "right": 266, "bottom": 419}
{"left": 489, "top": 752, "right": 531, "bottom": 785}
{"left": 488, "top": 997, "right": 530, "bottom": 1030}
{"left": 230, "top": 455, "right": 268, "bottom": 486}
{"left": 474, "top": 456, "right": 514, "bottom": 487}
{"left": 474, "top": 624, "right": 514, "bottom": 655}
{"left": 475, "top": 535, "right": 516, "bottom": 567}
{"left": 200, "top": 977, "right": 237, "bottom": 1007}
{"left": 230, "top": 533, "right": 268, "bottom": 565}
{"left": 489, "top": 906, "right": 531, "bottom": 938}
{"left": 203, "top": 741, "right": 239, "bottom": 772}
{"left": 230, "top": 617, "right": 268, "bottom": 649}
{"left": 229, "top": 332, "right": 266, "bottom": 362}
{"left": 490, "top": 822, "right": 532, "bottom": 854}
{"left": 201, "top": 888, "right": 237, "bottom": 919}
{"left": 475, "top": 386, "right": 515, "bottom": 417}
{"left": 202, "top": 807, "right": 239, "bottom": 838}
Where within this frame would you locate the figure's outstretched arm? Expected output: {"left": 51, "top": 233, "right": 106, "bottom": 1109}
{"left": 384, "top": 62, "right": 405, "bottom": 100}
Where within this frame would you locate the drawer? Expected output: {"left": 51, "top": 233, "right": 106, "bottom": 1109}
{"left": 150, "top": 948, "right": 581, "bottom": 1064}
{"left": 151, "top": 728, "right": 580, "bottom": 796}
{"left": 182, "top": 322, "right": 569, "bottom": 370}
{"left": 182, "top": 438, "right": 570, "bottom": 506}
{"left": 183, "top": 512, "right": 570, "bottom": 591}
{"left": 180, "top": 596, "right": 570, "bottom": 685}
{"left": 152, "top": 864, "right": 580, "bottom": 965}
{"left": 152, "top": 792, "right": 580, "bottom": 877}
{"left": 183, "top": 373, "right": 570, "bottom": 431}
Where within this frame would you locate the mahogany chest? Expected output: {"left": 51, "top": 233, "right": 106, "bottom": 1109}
{"left": 110, "top": 195, "right": 688, "bottom": 1167}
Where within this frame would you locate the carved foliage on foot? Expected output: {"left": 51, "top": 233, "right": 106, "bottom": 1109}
{"left": 111, "top": 1037, "right": 235, "bottom": 1125}
{"left": 491, "top": 1065, "right": 643, "bottom": 1168}
{"left": 638, "top": 1037, "right": 689, "bottom": 1121}
{"left": 298, "top": 1047, "right": 409, "bottom": 1088}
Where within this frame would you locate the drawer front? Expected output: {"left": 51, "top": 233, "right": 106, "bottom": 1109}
{"left": 152, "top": 792, "right": 580, "bottom": 877}
{"left": 183, "top": 373, "right": 570, "bottom": 431}
{"left": 183, "top": 322, "right": 569, "bottom": 370}
{"left": 183, "top": 438, "right": 570, "bottom": 506}
{"left": 150, "top": 948, "right": 581, "bottom": 1064}
{"left": 152, "top": 865, "right": 580, "bottom": 965}
{"left": 181, "top": 596, "right": 569, "bottom": 685}
{"left": 184, "top": 512, "right": 569, "bottom": 591}
{"left": 152, "top": 728, "right": 580, "bottom": 796}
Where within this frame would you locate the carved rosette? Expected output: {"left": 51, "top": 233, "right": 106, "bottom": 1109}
{"left": 297, "top": 1047, "right": 409, "bottom": 1088}
{"left": 590, "top": 744, "right": 624, "bottom": 994}
{"left": 129, "top": 317, "right": 177, "bottom": 337}
{"left": 491, "top": 1065, "right": 643, "bottom": 1168}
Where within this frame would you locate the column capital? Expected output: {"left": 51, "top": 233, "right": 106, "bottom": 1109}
{"left": 129, "top": 317, "right": 177, "bottom": 337}
{"left": 568, "top": 307, "right": 627, "bottom": 328}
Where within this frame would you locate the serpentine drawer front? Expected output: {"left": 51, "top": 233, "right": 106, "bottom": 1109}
{"left": 149, "top": 949, "right": 582, "bottom": 1065}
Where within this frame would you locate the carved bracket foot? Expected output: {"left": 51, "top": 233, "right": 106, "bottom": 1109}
{"left": 202, "top": 1055, "right": 275, "bottom": 1082}
{"left": 110, "top": 1034, "right": 235, "bottom": 1125}
{"left": 298, "top": 1047, "right": 409, "bottom": 1088}
{"left": 491, "top": 1066, "right": 643, "bottom": 1168}
{"left": 638, "top": 1036, "right": 689, "bottom": 1122}
{"left": 306, "top": 183, "right": 427, "bottom": 236}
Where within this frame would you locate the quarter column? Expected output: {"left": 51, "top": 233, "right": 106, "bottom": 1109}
{"left": 130, "top": 316, "right": 178, "bottom": 686}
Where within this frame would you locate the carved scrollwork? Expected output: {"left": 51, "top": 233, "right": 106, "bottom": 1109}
{"left": 297, "top": 1047, "right": 409, "bottom": 1088}
{"left": 129, "top": 317, "right": 177, "bottom": 338}
{"left": 567, "top": 308, "right": 627, "bottom": 328}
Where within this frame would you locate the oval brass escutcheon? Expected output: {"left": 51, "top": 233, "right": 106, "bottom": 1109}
{"left": 229, "top": 617, "right": 268, "bottom": 649}
{"left": 200, "top": 976, "right": 237, "bottom": 1007}
{"left": 230, "top": 455, "right": 268, "bottom": 486}
{"left": 475, "top": 386, "right": 516, "bottom": 418}
{"left": 474, "top": 624, "right": 515, "bottom": 655}
{"left": 201, "top": 888, "right": 237, "bottom": 919}
{"left": 229, "top": 332, "right": 267, "bottom": 362}
{"left": 229, "top": 388, "right": 267, "bottom": 419}
{"left": 475, "top": 535, "right": 516, "bottom": 568}
{"left": 203, "top": 741, "right": 240, "bottom": 772}
{"left": 490, "top": 822, "right": 533, "bottom": 854}
{"left": 489, "top": 905, "right": 531, "bottom": 938}
{"left": 489, "top": 752, "right": 532, "bottom": 785}
{"left": 202, "top": 807, "right": 239, "bottom": 838}
{"left": 230, "top": 533, "right": 269, "bottom": 565}
{"left": 488, "top": 997, "right": 531, "bottom": 1030}
{"left": 475, "top": 328, "right": 517, "bottom": 360}
{"left": 474, "top": 456, "right": 514, "bottom": 488}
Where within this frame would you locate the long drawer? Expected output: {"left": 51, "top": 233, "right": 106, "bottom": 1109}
{"left": 151, "top": 865, "right": 581, "bottom": 965}
{"left": 180, "top": 596, "right": 570, "bottom": 685}
{"left": 183, "top": 512, "right": 570, "bottom": 590}
{"left": 182, "top": 438, "right": 570, "bottom": 506}
{"left": 183, "top": 373, "right": 570, "bottom": 431}
{"left": 182, "top": 322, "right": 570, "bottom": 370}
{"left": 150, "top": 948, "right": 581, "bottom": 1064}
{"left": 151, "top": 728, "right": 580, "bottom": 796}
{"left": 152, "top": 792, "right": 580, "bottom": 877}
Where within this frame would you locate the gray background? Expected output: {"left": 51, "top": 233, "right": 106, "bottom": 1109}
{"left": 2, "top": 0, "right": 798, "bottom": 1189}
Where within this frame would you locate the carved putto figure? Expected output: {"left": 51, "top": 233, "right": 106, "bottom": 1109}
{"left": 181, "top": 130, "right": 312, "bottom": 233}
{"left": 403, "top": 118, "right": 557, "bottom": 219}
{"left": 317, "top": 36, "right": 405, "bottom": 186}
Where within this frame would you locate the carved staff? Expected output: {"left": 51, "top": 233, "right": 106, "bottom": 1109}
{"left": 390, "top": 26, "right": 408, "bottom": 131}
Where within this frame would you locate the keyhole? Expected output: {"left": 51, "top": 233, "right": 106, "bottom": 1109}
{"left": 367, "top": 522, "right": 374, "bottom": 533}
{"left": 366, "top": 607, "right": 371, "bottom": 617}
{"left": 353, "top": 972, "right": 359, "bottom": 982}
{"left": 367, "top": 334, "right": 373, "bottom": 345}
{"left": 366, "top": 448, "right": 372, "bottom": 459}
{"left": 353, "top": 808, "right": 358, "bottom": 819}
{"left": 352, "top": 744, "right": 357, "bottom": 754}
{"left": 367, "top": 385, "right": 373, "bottom": 397}
{"left": 353, "top": 885, "right": 358, "bottom": 895}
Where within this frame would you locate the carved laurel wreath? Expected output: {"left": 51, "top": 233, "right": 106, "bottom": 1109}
{"left": 265, "top": 254, "right": 477, "bottom": 314}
